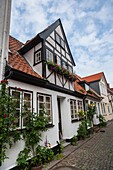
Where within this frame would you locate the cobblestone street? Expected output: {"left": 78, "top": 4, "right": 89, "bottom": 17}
{"left": 44, "top": 122, "right": 113, "bottom": 170}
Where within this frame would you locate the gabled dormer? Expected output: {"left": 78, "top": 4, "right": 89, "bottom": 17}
{"left": 19, "top": 19, "right": 76, "bottom": 91}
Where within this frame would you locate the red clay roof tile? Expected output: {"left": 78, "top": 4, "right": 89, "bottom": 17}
{"left": 8, "top": 35, "right": 42, "bottom": 79}
{"left": 81, "top": 72, "right": 103, "bottom": 82}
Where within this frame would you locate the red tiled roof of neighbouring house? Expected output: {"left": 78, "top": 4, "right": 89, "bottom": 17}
{"left": 74, "top": 74, "right": 102, "bottom": 99}
{"left": 81, "top": 72, "right": 104, "bottom": 83}
{"left": 74, "top": 80, "right": 86, "bottom": 95}
{"left": 8, "top": 35, "right": 42, "bottom": 79}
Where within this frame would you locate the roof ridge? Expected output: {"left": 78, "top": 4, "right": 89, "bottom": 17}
{"left": 9, "top": 35, "right": 24, "bottom": 45}
{"left": 82, "top": 72, "right": 103, "bottom": 79}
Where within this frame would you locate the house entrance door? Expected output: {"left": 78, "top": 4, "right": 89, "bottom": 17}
{"left": 57, "top": 98, "right": 63, "bottom": 140}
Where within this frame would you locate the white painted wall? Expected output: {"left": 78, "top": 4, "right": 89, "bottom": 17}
{"left": 24, "top": 43, "right": 42, "bottom": 76}
{"left": 99, "top": 78, "right": 113, "bottom": 121}
{"left": 1, "top": 79, "right": 82, "bottom": 170}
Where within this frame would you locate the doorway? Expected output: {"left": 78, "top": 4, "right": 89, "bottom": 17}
{"left": 57, "top": 98, "right": 63, "bottom": 140}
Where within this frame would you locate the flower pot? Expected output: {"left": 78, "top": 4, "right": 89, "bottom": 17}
{"left": 31, "top": 165, "right": 42, "bottom": 170}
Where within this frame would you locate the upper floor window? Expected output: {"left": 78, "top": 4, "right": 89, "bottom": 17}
{"left": 68, "top": 65, "right": 73, "bottom": 73}
{"left": 61, "top": 39, "right": 65, "bottom": 48}
{"left": 55, "top": 32, "right": 65, "bottom": 49}
{"left": 34, "top": 50, "right": 41, "bottom": 64}
{"left": 100, "top": 82, "right": 107, "bottom": 95}
{"left": 37, "top": 93, "right": 52, "bottom": 124}
{"left": 11, "top": 89, "right": 32, "bottom": 128}
{"left": 62, "top": 61, "right": 67, "bottom": 69}
{"left": 46, "top": 49, "right": 53, "bottom": 61}
{"left": 56, "top": 33, "right": 60, "bottom": 44}
{"left": 57, "top": 55, "right": 61, "bottom": 66}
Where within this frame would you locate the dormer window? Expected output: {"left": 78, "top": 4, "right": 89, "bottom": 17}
{"left": 46, "top": 49, "right": 53, "bottom": 61}
{"left": 85, "top": 84, "right": 89, "bottom": 91}
{"left": 34, "top": 50, "right": 41, "bottom": 64}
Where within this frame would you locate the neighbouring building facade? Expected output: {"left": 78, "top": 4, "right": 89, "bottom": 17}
{"left": 82, "top": 72, "right": 113, "bottom": 121}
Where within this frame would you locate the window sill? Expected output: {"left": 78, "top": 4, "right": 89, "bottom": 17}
{"left": 46, "top": 124, "right": 55, "bottom": 128}
{"left": 71, "top": 119, "right": 82, "bottom": 123}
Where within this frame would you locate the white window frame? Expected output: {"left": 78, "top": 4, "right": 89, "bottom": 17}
{"left": 11, "top": 89, "right": 32, "bottom": 129}
{"left": 77, "top": 100, "right": 83, "bottom": 113}
{"left": 70, "top": 99, "right": 83, "bottom": 121}
{"left": 46, "top": 49, "right": 53, "bottom": 61}
{"left": 37, "top": 93, "right": 52, "bottom": 124}
{"left": 35, "top": 50, "right": 41, "bottom": 64}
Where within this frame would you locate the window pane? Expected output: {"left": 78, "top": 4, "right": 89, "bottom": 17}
{"left": 38, "top": 94, "right": 52, "bottom": 123}
{"left": 24, "top": 93, "right": 31, "bottom": 100}
{"left": 46, "top": 49, "right": 53, "bottom": 61}
{"left": 12, "top": 91, "right": 20, "bottom": 99}
{"left": 56, "top": 33, "right": 60, "bottom": 44}
{"left": 24, "top": 101, "right": 31, "bottom": 108}
{"left": 46, "top": 96, "right": 50, "bottom": 102}
{"left": 35, "top": 51, "right": 41, "bottom": 64}
{"left": 61, "top": 39, "right": 65, "bottom": 48}
{"left": 39, "top": 103, "right": 44, "bottom": 109}
{"left": 14, "top": 110, "right": 20, "bottom": 127}
{"left": 46, "top": 103, "right": 50, "bottom": 109}
{"left": 39, "top": 95, "right": 44, "bottom": 102}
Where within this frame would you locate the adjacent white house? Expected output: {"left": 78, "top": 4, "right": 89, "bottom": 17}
{"left": 82, "top": 72, "right": 113, "bottom": 121}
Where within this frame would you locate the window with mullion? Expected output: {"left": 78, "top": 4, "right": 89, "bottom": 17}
{"left": 57, "top": 55, "right": 61, "bottom": 66}
{"left": 77, "top": 100, "right": 83, "bottom": 113}
{"left": 23, "top": 92, "right": 32, "bottom": 127}
{"left": 38, "top": 94, "right": 52, "bottom": 123}
{"left": 12, "top": 91, "right": 21, "bottom": 128}
{"left": 46, "top": 48, "right": 53, "bottom": 62}
{"left": 11, "top": 89, "right": 32, "bottom": 129}
{"left": 34, "top": 50, "right": 41, "bottom": 64}
{"left": 70, "top": 100, "right": 78, "bottom": 120}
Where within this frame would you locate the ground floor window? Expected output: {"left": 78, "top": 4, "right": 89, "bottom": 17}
{"left": 70, "top": 99, "right": 83, "bottom": 120}
{"left": 11, "top": 89, "right": 32, "bottom": 128}
{"left": 37, "top": 93, "right": 52, "bottom": 123}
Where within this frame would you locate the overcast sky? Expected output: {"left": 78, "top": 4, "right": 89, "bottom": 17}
{"left": 10, "top": 0, "right": 113, "bottom": 87}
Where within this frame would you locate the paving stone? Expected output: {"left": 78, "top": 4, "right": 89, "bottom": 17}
{"left": 43, "top": 122, "right": 113, "bottom": 170}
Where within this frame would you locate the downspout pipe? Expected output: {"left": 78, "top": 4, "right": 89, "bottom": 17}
{"left": 0, "top": 0, "right": 12, "bottom": 80}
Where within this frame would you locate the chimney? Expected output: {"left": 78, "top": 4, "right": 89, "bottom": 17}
{"left": 0, "top": 0, "right": 12, "bottom": 80}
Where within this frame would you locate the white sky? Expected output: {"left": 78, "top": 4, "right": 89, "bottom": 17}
{"left": 10, "top": 0, "right": 113, "bottom": 87}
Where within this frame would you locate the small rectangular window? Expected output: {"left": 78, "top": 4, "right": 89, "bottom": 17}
{"left": 35, "top": 51, "right": 41, "bottom": 64}
{"left": 78, "top": 101, "right": 83, "bottom": 112}
{"left": 70, "top": 100, "right": 78, "bottom": 120}
{"left": 46, "top": 49, "right": 53, "bottom": 61}
{"left": 11, "top": 89, "right": 32, "bottom": 128}
{"left": 56, "top": 33, "right": 60, "bottom": 44}
{"left": 57, "top": 55, "right": 61, "bottom": 66}
{"left": 62, "top": 61, "right": 67, "bottom": 69}
{"left": 61, "top": 39, "right": 65, "bottom": 48}
{"left": 68, "top": 65, "right": 73, "bottom": 73}
{"left": 38, "top": 94, "right": 52, "bottom": 123}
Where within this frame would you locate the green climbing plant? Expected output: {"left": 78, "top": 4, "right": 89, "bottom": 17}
{"left": 0, "top": 80, "right": 21, "bottom": 164}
